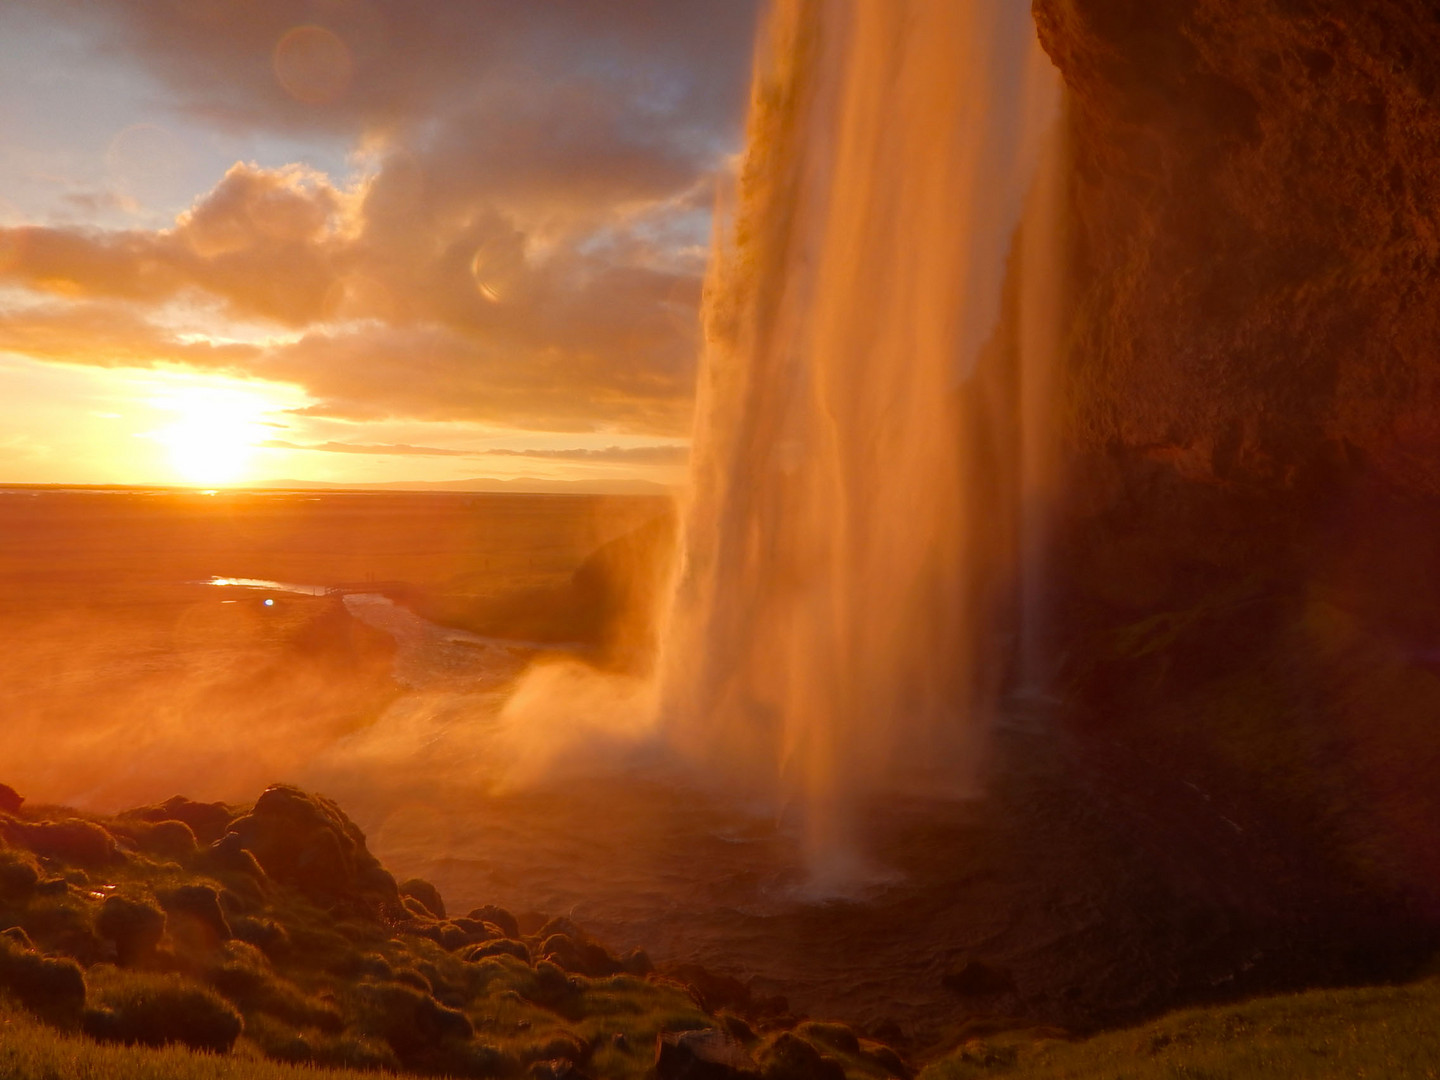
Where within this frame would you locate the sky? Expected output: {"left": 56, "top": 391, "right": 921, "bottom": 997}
{"left": 0, "top": 0, "right": 759, "bottom": 490}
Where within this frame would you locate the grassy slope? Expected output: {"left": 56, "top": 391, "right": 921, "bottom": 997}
{"left": 7, "top": 975, "right": 1440, "bottom": 1080}
{"left": 922, "top": 976, "right": 1440, "bottom": 1080}
{"left": 0, "top": 784, "right": 917, "bottom": 1080}
{"left": 0, "top": 804, "right": 722, "bottom": 1080}
{"left": 0, "top": 1000, "right": 375, "bottom": 1080}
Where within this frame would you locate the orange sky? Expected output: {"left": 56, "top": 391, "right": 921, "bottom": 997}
{"left": 0, "top": 2, "right": 758, "bottom": 490}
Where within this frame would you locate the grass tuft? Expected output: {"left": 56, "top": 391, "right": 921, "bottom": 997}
{"left": 85, "top": 968, "right": 244, "bottom": 1053}
{"left": 918, "top": 976, "right": 1440, "bottom": 1080}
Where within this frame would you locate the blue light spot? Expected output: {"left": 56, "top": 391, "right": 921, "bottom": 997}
{"left": 263, "top": 598, "right": 274, "bottom": 607}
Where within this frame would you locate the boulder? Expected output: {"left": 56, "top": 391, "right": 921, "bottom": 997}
{"left": 462, "top": 938, "right": 531, "bottom": 964}
{"left": 468, "top": 904, "right": 520, "bottom": 938}
{"left": 357, "top": 981, "right": 473, "bottom": 1062}
{"left": 620, "top": 946, "right": 654, "bottom": 975}
{"left": 110, "top": 819, "right": 198, "bottom": 860}
{"left": 95, "top": 894, "right": 166, "bottom": 967}
{"left": 85, "top": 972, "right": 242, "bottom": 1053}
{"left": 539, "top": 932, "right": 623, "bottom": 977}
{"left": 3, "top": 819, "right": 121, "bottom": 867}
{"left": 0, "top": 851, "right": 39, "bottom": 901}
{"left": 861, "top": 1043, "right": 911, "bottom": 1079}
{"left": 200, "top": 832, "right": 269, "bottom": 881}
{"left": 121, "top": 796, "right": 233, "bottom": 846}
{"left": 407, "top": 917, "right": 488, "bottom": 952}
{"left": 758, "top": 1034, "right": 846, "bottom": 1080}
{"left": 656, "top": 1029, "right": 760, "bottom": 1080}
{"left": 231, "top": 915, "right": 291, "bottom": 958}
{"left": 223, "top": 785, "right": 401, "bottom": 919}
{"left": 351, "top": 952, "right": 393, "bottom": 980}
{"left": 526, "top": 960, "right": 582, "bottom": 1011}
{"left": 438, "top": 923, "right": 475, "bottom": 951}
{"left": 450, "top": 917, "right": 495, "bottom": 939}
{"left": 0, "top": 934, "right": 87, "bottom": 1020}
{"left": 0, "top": 783, "right": 23, "bottom": 814}
{"left": 535, "top": 916, "right": 586, "bottom": 941}
{"left": 158, "top": 884, "right": 231, "bottom": 953}
{"left": 356, "top": 865, "right": 403, "bottom": 908}
{"left": 399, "top": 877, "right": 446, "bottom": 919}
{"left": 665, "top": 963, "right": 754, "bottom": 1014}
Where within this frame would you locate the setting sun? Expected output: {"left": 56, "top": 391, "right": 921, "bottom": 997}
{"left": 148, "top": 386, "right": 274, "bottom": 486}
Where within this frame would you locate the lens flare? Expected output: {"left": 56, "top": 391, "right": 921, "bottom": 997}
{"left": 471, "top": 249, "right": 513, "bottom": 303}
{"left": 273, "top": 25, "right": 354, "bottom": 105}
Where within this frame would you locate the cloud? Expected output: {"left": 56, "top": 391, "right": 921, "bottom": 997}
{"left": 0, "top": 165, "right": 344, "bottom": 326}
{"left": 259, "top": 321, "right": 694, "bottom": 433}
{"left": 60, "top": 190, "right": 141, "bottom": 218}
{"left": 0, "top": 161, "right": 704, "bottom": 432}
{"left": 62, "top": 2, "right": 758, "bottom": 148}
{"left": 261, "top": 439, "right": 476, "bottom": 457}
{"left": 258, "top": 440, "right": 688, "bottom": 464}
{"left": 484, "top": 445, "right": 689, "bottom": 464}
{"left": 0, "top": 3, "right": 759, "bottom": 439}
{"left": 0, "top": 298, "right": 260, "bottom": 369}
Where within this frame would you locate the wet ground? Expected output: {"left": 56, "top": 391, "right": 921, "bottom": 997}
{"left": 331, "top": 660, "right": 1434, "bottom": 1049}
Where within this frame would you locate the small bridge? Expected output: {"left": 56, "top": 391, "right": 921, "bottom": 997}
{"left": 324, "top": 581, "right": 410, "bottom": 596}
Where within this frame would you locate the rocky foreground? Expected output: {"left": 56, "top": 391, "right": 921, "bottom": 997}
{"left": 0, "top": 780, "right": 910, "bottom": 1080}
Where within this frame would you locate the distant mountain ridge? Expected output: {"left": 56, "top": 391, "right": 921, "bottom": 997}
{"left": 254, "top": 476, "right": 674, "bottom": 496}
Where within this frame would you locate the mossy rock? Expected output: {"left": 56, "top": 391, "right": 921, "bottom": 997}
{"left": 85, "top": 969, "right": 242, "bottom": 1053}
{"left": 0, "top": 932, "right": 86, "bottom": 1021}
{"left": 0, "top": 848, "right": 40, "bottom": 901}
{"left": 95, "top": 894, "right": 166, "bottom": 967}
{"left": 399, "top": 877, "right": 446, "bottom": 919}
{"left": 4, "top": 819, "right": 121, "bottom": 868}
{"left": 758, "top": 1033, "right": 846, "bottom": 1080}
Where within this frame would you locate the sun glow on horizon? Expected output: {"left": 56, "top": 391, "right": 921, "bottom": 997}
{"left": 146, "top": 385, "right": 278, "bottom": 486}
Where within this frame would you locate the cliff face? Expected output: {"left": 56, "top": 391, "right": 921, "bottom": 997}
{"left": 1031, "top": 0, "right": 1440, "bottom": 934}
{"left": 1037, "top": 0, "right": 1440, "bottom": 494}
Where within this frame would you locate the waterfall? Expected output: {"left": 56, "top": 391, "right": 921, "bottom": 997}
{"left": 659, "top": 0, "right": 1065, "bottom": 886}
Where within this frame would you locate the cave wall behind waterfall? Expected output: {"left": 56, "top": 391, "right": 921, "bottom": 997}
{"left": 1037, "top": 0, "right": 1440, "bottom": 491}
{"left": 1033, "top": 0, "right": 1440, "bottom": 926}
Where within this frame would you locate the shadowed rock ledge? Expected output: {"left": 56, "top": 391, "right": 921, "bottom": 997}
{"left": 1026, "top": 0, "right": 1440, "bottom": 952}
